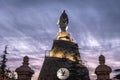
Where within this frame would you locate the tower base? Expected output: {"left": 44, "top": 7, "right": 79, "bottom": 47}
{"left": 38, "top": 57, "right": 90, "bottom": 80}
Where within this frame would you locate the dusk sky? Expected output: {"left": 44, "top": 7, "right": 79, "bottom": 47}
{"left": 0, "top": 0, "right": 120, "bottom": 80}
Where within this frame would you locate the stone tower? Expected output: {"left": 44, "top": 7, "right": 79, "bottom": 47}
{"left": 38, "top": 10, "right": 90, "bottom": 80}
{"left": 16, "top": 56, "right": 34, "bottom": 80}
{"left": 95, "top": 55, "right": 112, "bottom": 80}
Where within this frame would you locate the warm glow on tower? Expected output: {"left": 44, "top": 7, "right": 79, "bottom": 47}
{"left": 57, "top": 32, "right": 73, "bottom": 42}
{"left": 49, "top": 10, "right": 82, "bottom": 63}
{"left": 50, "top": 51, "right": 75, "bottom": 61}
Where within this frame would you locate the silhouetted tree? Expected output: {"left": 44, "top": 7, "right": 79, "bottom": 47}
{"left": 0, "top": 45, "right": 11, "bottom": 80}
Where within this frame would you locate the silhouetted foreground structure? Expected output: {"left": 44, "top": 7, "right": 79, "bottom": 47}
{"left": 0, "top": 54, "right": 34, "bottom": 80}
{"left": 16, "top": 56, "right": 34, "bottom": 80}
{"left": 95, "top": 55, "right": 112, "bottom": 80}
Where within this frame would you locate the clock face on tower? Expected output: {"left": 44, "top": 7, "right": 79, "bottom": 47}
{"left": 57, "top": 68, "right": 69, "bottom": 80}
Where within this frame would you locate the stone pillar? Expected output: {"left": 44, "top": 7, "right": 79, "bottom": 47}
{"left": 16, "top": 56, "right": 34, "bottom": 80}
{"left": 95, "top": 55, "right": 112, "bottom": 80}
